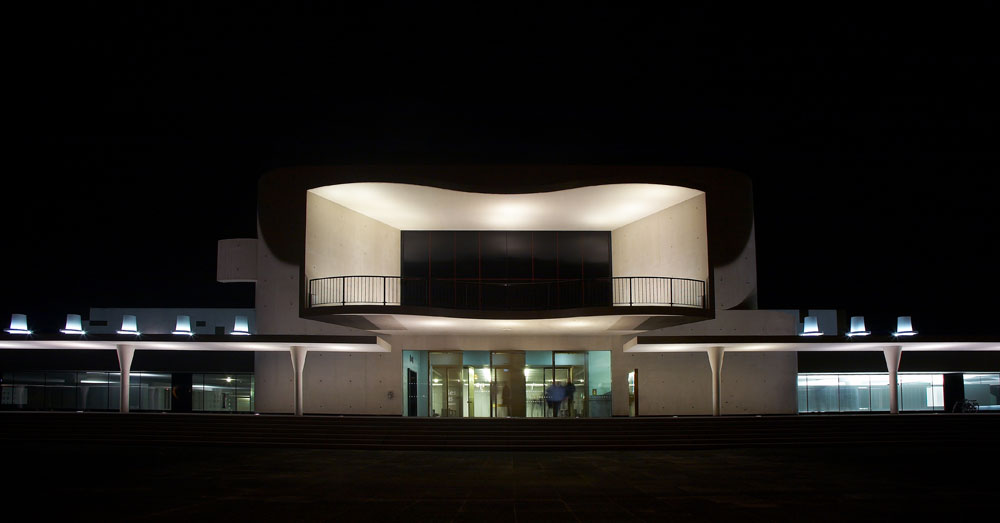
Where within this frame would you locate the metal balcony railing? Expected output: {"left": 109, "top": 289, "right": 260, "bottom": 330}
{"left": 308, "top": 276, "right": 707, "bottom": 310}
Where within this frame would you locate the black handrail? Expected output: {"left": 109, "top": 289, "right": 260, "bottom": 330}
{"left": 308, "top": 276, "right": 707, "bottom": 310}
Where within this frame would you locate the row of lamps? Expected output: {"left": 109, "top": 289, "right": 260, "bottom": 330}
{"left": 800, "top": 315, "right": 917, "bottom": 337}
{"left": 5, "top": 313, "right": 252, "bottom": 336}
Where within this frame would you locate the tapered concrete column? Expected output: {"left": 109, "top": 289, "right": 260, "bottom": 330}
{"left": 289, "top": 346, "right": 308, "bottom": 416}
{"left": 706, "top": 347, "right": 725, "bottom": 416}
{"left": 884, "top": 346, "right": 902, "bottom": 414}
{"left": 116, "top": 345, "right": 135, "bottom": 413}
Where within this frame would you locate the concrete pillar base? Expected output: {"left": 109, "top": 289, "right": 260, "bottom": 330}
{"left": 707, "top": 347, "right": 725, "bottom": 416}
{"left": 116, "top": 345, "right": 135, "bottom": 413}
{"left": 884, "top": 346, "right": 902, "bottom": 414}
{"left": 290, "top": 346, "right": 308, "bottom": 416}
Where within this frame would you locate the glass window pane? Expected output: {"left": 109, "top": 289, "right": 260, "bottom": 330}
{"left": 135, "top": 372, "right": 172, "bottom": 411}
{"left": 806, "top": 375, "right": 839, "bottom": 412}
{"left": 899, "top": 374, "right": 943, "bottom": 411}
{"left": 79, "top": 372, "right": 112, "bottom": 411}
{"left": 45, "top": 372, "right": 78, "bottom": 410}
{"left": 838, "top": 374, "right": 871, "bottom": 412}
{"left": 587, "top": 351, "right": 612, "bottom": 418}
{"left": 964, "top": 373, "right": 1000, "bottom": 410}
{"left": 202, "top": 374, "right": 236, "bottom": 412}
{"left": 797, "top": 375, "right": 809, "bottom": 412}
{"left": 869, "top": 374, "right": 890, "bottom": 412}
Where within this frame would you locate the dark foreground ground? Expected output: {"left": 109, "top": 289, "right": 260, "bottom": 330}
{"left": 4, "top": 441, "right": 997, "bottom": 522}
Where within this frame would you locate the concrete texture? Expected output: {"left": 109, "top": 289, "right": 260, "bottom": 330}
{"left": 612, "top": 193, "right": 708, "bottom": 284}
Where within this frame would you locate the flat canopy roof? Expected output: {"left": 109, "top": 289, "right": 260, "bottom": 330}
{"left": 627, "top": 336, "right": 1000, "bottom": 352}
{"left": 0, "top": 334, "right": 390, "bottom": 352}
{"left": 309, "top": 182, "right": 702, "bottom": 230}
{"left": 2, "top": 334, "right": 998, "bottom": 353}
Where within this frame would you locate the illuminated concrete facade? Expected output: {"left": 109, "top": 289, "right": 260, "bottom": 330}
{"left": 3, "top": 166, "right": 998, "bottom": 416}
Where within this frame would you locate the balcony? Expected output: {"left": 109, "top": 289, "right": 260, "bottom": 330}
{"left": 308, "top": 276, "right": 707, "bottom": 311}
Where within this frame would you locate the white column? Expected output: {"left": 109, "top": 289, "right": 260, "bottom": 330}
{"left": 884, "top": 346, "right": 902, "bottom": 415}
{"left": 289, "top": 346, "right": 308, "bottom": 416}
{"left": 116, "top": 345, "right": 135, "bottom": 413}
{"left": 706, "top": 346, "right": 725, "bottom": 416}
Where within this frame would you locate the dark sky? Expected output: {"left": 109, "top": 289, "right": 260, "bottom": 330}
{"left": 4, "top": 4, "right": 998, "bottom": 335}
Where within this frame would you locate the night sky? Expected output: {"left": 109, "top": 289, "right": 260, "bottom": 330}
{"left": 4, "top": 4, "right": 998, "bottom": 335}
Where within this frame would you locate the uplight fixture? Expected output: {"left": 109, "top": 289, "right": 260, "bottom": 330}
{"left": 846, "top": 316, "right": 871, "bottom": 337}
{"left": 117, "top": 314, "right": 140, "bottom": 335}
{"left": 799, "top": 316, "right": 824, "bottom": 336}
{"left": 172, "top": 315, "right": 194, "bottom": 336}
{"left": 60, "top": 313, "right": 85, "bottom": 335}
{"left": 5, "top": 313, "right": 32, "bottom": 335}
{"left": 893, "top": 316, "right": 917, "bottom": 337}
{"left": 231, "top": 315, "right": 251, "bottom": 335}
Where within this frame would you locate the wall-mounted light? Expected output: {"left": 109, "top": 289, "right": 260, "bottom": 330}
{"left": 173, "top": 315, "right": 193, "bottom": 336}
{"left": 60, "top": 314, "right": 85, "bottom": 335}
{"left": 117, "top": 314, "right": 140, "bottom": 335}
{"left": 893, "top": 316, "right": 917, "bottom": 337}
{"left": 800, "top": 316, "right": 824, "bottom": 336}
{"left": 5, "top": 314, "right": 32, "bottom": 334}
{"left": 847, "top": 316, "right": 870, "bottom": 337}
{"left": 231, "top": 315, "right": 250, "bottom": 335}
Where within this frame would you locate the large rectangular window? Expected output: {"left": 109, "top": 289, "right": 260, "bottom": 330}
{"left": 963, "top": 373, "right": 1000, "bottom": 411}
{"left": 1, "top": 371, "right": 253, "bottom": 413}
{"left": 407, "top": 350, "right": 612, "bottom": 418}
{"left": 797, "top": 373, "right": 942, "bottom": 413}
{"left": 400, "top": 230, "right": 612, "bottom": 309}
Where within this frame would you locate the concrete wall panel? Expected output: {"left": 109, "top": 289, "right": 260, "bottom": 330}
{"left": 612, "top": 193, "right": 708, "bottom": 284}
{"left": 254, "top": 351, "right": 293, "bottom": 414}
{"left": 305, "top": 191, "right": 400, "bottom": 282}
{"left": 720, "top": 352, "right": 798, "bottom": 414}
{"left": 217, "top": 238, "right": 258, "bottom": 282}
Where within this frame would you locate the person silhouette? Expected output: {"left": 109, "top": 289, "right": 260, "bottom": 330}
{"left": 545, "top": 381, "right": 566, "bottom": 417}
{"left": 564, "top": 379, "right": 577, "bottom": 417}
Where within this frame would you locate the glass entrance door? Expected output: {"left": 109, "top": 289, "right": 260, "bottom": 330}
{"left": 490, "top": 352, "right": 525, "bottom": 417}
{"left": 543, "top": 352, "right": 588, "bottom": 417}
{"left": 429, "top": 352, "right": 463, "bottom": 417}
{"left": 420, "top": 350, "right": 610, "bottom": 418}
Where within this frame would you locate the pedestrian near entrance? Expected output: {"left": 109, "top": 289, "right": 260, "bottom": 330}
{"left": 544, "top": 382, "right": 565, "bottom": 417}
{"left": 564, "top": 380, "right": 576, "bottom": 417}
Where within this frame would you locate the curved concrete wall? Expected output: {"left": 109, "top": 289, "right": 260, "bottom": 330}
{"left": 612, "top": 193, "right": 708, "bottom": 283}
{"left": 305, "top": 191, "right": 400, "bottom": 283}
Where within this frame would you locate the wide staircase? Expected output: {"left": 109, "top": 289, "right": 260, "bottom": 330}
{"left": 2, "top": 412, "right": 997, "bottom": 450}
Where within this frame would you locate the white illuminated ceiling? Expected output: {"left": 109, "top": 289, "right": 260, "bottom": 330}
{"left": 365, "top": 314, "right": 652, "bottom": 335}
{"left": 0, "top": 339, "right": 391, "bottom": 352}
{"left": 623, "top": 340, "right": 1000, "bottom": 352}
{"left": 309, "top": 183, "right": 703, "bottom": 230}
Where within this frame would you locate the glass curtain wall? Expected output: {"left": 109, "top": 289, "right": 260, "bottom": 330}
{"left": 797, "top": 373, "right": 944, "bottom": 413}
{"left": 963, "top": 373, "right": 1000, "bottom": 411}
{"left": 1, "top": 371, "right": 253, "bottom": 412}
{"left": 416, "top": 350, "right": 612, "bottom": 418}
{"left": 192, "top": 374, "right": 255, "bottom": 412}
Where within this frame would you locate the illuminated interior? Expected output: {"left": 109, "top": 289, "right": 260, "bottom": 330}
{"left": 309, "top": 182, "right": 703, "bottom": 230}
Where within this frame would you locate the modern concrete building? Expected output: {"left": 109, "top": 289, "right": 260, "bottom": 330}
{"left": 2, "top": 166, "right": 998, "bottom": 416}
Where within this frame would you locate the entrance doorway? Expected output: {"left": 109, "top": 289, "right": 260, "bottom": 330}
{"left": 628, "top": 369, "right": 638, "bottom": 416}
{"left": 407, "top": 369, "right": 417, "bottom": 416}
{"left": 419, "top": 350, "right": 611, "bottom": 418}
{"left": 491, "top": 352, "right": 526, "bottom": 417}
